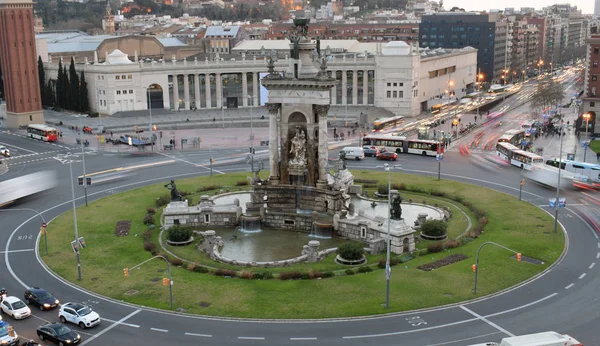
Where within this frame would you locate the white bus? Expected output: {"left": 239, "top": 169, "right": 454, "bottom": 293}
{"left": 496, "top": 142, "right": 521, "bottom": 161}
{"left": 362, "top": 135, "right": 443, "bottom": 157}
{"left": 546, "top": 159, "right": 600, "bottom": 184}
{"left": 497, "top": 129, "right": 526, "bottom": 147}
{"left": 27, "top": 124, "right": 58, "bottom": 142}
{"left": 496, "top": 142, "right": 543, "bottom": 170}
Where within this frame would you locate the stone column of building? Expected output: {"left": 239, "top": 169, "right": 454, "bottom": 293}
{"left": 266, "top": 102, "right": 280, "bottom": 183}
{"left": 242, "top": 72, "right": 248, "bottom": 107}
{"left": 205, "top": 74, "right": 211, "bottom": 108}
{"left": 252, "top": 72, "right": 258, "bottom": 107}
{"left": 362, "top": 70, "right": 368, "bottom": 105}
{"left": 0, "top": 0, "right": 44, "bottom": 127}
{"left": 352, "top": 70, "right": 358, "bottom": 105}
{"left": 341, "top": 70, "right": 347, "bottom": 105}
{"left": 331, "top": 84, "right": 337, "bottom": 104}
{"left": 216, "top": 73, "right": 222, "bottom": 109}
{"left": 183, "top": 74, "right": 190, "bottom": 110}
{"left": 194, "top": 74, "right": 201, "bottom": 109}
{"left": 315, "top": 104, "right": 329, "bottom": 189}
{"left": 173, "top": 75, "right": 179, "bottom": 111}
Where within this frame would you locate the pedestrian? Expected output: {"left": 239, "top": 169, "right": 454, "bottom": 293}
{"left": 597, "top": 152, "right": 600, "bottom": 161}
{"left": 110, "top": 131, "right": 113, "bottom": 138}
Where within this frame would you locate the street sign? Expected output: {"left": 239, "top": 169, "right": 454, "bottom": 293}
{"left": 71, "top": 240, "right": 80, "bottom": 253}
{"left": 436, "top": 153, "right": 443, "bottom": 161}
{"left": 385, "top": 263, "right": 391, "bottom": 279}
{"left": 558, "top": 198, "right": 566, "bottom": 207}
{"left": 549, "top": 198, "right": 556, "bottom": 208}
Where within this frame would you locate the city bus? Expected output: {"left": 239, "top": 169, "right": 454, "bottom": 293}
{"left": 497, "top": 129, "right": 526, "bottom": 147}
{"left": 27, "top": 124, "right": 58, "bottom": 142}
{"left": 495, "top": 142, "right": 543, "bottom": 170}
{"left": 545, "top": 158, "right": 600, "bottom": 184}
{"left": 372, "top": 115, "right": 405, "bottom": 132}
{"left": 362, "top": 135, "right": 443, "bottom": 157}
{"left": 495, "top": 142, "right": 521, "bottom": 161}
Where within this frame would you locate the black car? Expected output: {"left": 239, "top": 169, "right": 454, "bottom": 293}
{"left": 24, "top": 288, "right": 59, "bottom": 311}
{"left": 37, "top": 323, "right": 80, "bottom": 345}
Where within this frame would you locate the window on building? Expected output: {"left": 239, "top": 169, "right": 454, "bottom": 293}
{"left": 387, "top": 90, "right": 391, "bottom": 98}
{"left": 128, "top": 75, "right": 133, "bottom": 79}
{"left": 398, "top": 91, "right": 404, "bottom": 98}
{"left": 393, "top": 83, "right": 397, "bottom": 87}
{"left": 393, "top": 91, "right": 397, "bottom": 98}
{"left": 399, "top": 83, "right": 404, "bottom": 87}
{"left": 97, "top": 76, "right": 101, "bottom": 80}
{"left": 595, "top": 48, "right": 599, "bottom": 54}
{"left": 594, "top": 61, "right": 599, "bottom": 68}
{"left": 101, "top": 76, "right": 104, "bottom": 80}
{"left": 593, "top": 75, "right": 598, "bottom": 81}
{"left": 103, "top": 90, "right": 105, "bottom": 95}
{"left": 387, "top": 82, "right": 391, "bottom": 87}
{"left": 129, "top": 90, "right": 134, "bottom": 94}
{"left": 592, "top": 88, "right": 597, "bottom": 96}
{"left": 116, "top": 90, "right": 121, "bottom": 95}
{"left": 591, "top": 102, "right": 596, "bottom": 107}
{"left": 121, "top": 75, "right": 126, "bottom": 79}
{"left": 115, "top": 76, "right": 120, "bottom": 80}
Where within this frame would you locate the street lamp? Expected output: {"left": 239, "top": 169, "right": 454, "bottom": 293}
{"left": 248, "top": 95, "right": 254, "bottom": 173}
{"left": 144, "top": 86, "right": 155, "bottom": 151}
{"left": 583, "top": 112, "right": 591, "bottom": 161}
{"left": 68, "top": 155, "right": 82, "bottom": 281}
{"left": 476, "top": 73, "right": 484, "bottom": 118}
{"left": 553, "top": 120, "right": 564, "bottom": 233}
{"left": 75, "top": 114, "right": 89, "bottom": 207}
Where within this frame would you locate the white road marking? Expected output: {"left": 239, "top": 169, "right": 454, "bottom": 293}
{"left": 1, "top": 142, "right": 37, "bottom": 154}
{"left": 565, "top": 283, "right": 575, "bottom": 289}
{"left": 579, "top": 273, "right": 587, "bottom": 279}
{"left": 0, "top": 249, "right": 34, "bottom": 254}
{"left": 590, "top": 263, "right": 595, "bottom": 269}
{"left": 79, "top": 309, "right": 141, "bottom": 346}
{"left": 185, "top": 332, "right": 212, "bottom": 337}
{"left": 598, "top": 242, "right": 600, "bottom": 249}
{"left": 426, "top": 331, "right": 502, "bottom": 346}
{"left": 101, "top": 318, "right": 140, "bottom": 328}
{"left": 290, "top": 337, "right": 318, "bottom": 340}
{"left": 238, "top": 336, "right": 266, "bottom": 340}
{"left": 597, "top": 253, "right": 600, "bottom": 259}
{"left": 150, "top": 328, "right": 168, "bottom": 333}
{"left": 458, "top": 305, "right": 515, "bottom": 337}
{"left": 158, "top": 152, "right": 224, "bottom": 174}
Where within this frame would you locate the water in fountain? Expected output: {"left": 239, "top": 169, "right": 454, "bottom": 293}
{"left": 310, "top": 221, "right": 333, "bottom": 239}
{"left": 240, "top": 215, "right": 262, "bottom": 233}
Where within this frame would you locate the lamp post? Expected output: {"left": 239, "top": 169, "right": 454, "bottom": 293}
{"left": 248, "top": 95, "right": 254, "bottom": 173}
{"left": 583, "top": 112, "right": 590, "bottom": 162}
{"left": 473, "top": 242, "right": 521, "bottom": 294}
{"left": 145, "top": 86, "right": 155, "bottom": 151}
{"left": 476, "top": 72, "right": 483, "bottom": 118}
{"left": 69, "top": 157, "right": 82, "bottom": 281}
{"left": 126, "top": 255, "right": 173, "bottom": 309}
{"left": 553, "top": 120, "right": 564, "bottom": 233}
{"left": 0, "top": 208, "right": 47, "bottom": 255}
{"left": 75, "top": 115, "right": 89, "bottom": 207}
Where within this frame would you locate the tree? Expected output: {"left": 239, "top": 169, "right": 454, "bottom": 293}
{"left": 56, "top": 59, "right": 64, "bottom": 108}
{"left": 530, "top": 78, "right": 565, "bottom": 116}
{"left": 79, "top": 71, "right": 89, "bottom": 112}
{"left": 68, "top": 57, "right": 79, "bottom": 111}
{"left": 38, "top": 56, "right": 46, "bottom": 106}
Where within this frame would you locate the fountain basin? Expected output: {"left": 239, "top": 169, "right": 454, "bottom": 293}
{"left": 334, "top": 255, "right": 367, "bottom": 266}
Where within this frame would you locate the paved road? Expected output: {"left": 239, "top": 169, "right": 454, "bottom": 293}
{"left": 1, "top": 72, "right": 599, "bottom": 345}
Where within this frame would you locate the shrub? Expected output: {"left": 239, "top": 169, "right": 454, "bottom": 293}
{"left": 279, "top": 271, "right": 303, "bottom": 280}
{"left": 391, "top": 182, "right": 406, "bottom": 191}
{"left": 143, "top": 241, "right": 156, "bottom": 252}
{"left": 258, "top": 271, "right": 273, "bottom": 280}
{"left": 337, "top": 243, "right": 365, "bottom": 261}
{"left": 196, "top": 185, "right": 219, "bottom": 192}
{"left": 362, "top": 183, "right": 377, "bottom": 189}
{"left": 235, "top": 180, "right": 249, "bottom": 186}
{"left": 377, "top": 184, "right": 389, "bottom": 195}
{"left": 143, "top": 214, "right": 155, "bottom": 225}
{"left": 473, "top": 208, "right": 487, "bottom": 219}
{"left": 418, "top": 249, "right": 429, "bottom": 256}
{"left": 444, "top": 239, "right": 460, "bottom": 249}
{"left": 417, "top": 254, "right": 468, "bottom": 271}
{"left": 300, "top": 273, "right": 311, "bottom": 280}
{"left": 146, "top": 207, "right": 156, "bottom": 215}
{"left": 240, "top": 271, "right": 254, "bottom": 279}
{"left": 429, "top": 190, "right": 447, "bottom": 197}
{"left": 167, "top": 225, "right": 193, "bottom": 242}
{"left": 357, "top": 266, "right": 373, "bottom": 273}
{"left": 214, "top": 269, "right": 237, "bottom": 277}
{"left": 170, "top": 257, "right": 183, "bottom": 266}
{"left": 420, "top": 219, "right": 448, "bottom": 237}
{"left": 427, "top": 241, "right": 445, "bottom": 253}
{"left": 187, "top": 263, "right": 196, "bottom": 271}
{"left": 308, "top": 270, "right": 323, "bottom": 279}
{"left": 142, "top": 229, "right": 152, "bottom": 241}
{"left": 193, "top": 265, "right": 210, "bottom": 274}
{"left": 345, "top": 269, "right": 356, "bottom": 275}
{"left": 461, "top": 237, "right": 474, "bottom": 245}
{"left": 451, "top": 194, "right": 465, "bottom": 203}
{"left": 400, "top": 255, "right": 414, "bottom": 263}
{"left": 377, "top": 258, "right": 386, "bottom": 269}
{"left": 390, "top": 257, "right": 400, "bottom": 266}
{"left": 155, "top": 194, "right": 170, "bottom": 207}
{"left": 478, "top": 217, "right": 489, "bottom": 226}
{"left": 179, "top": 190, "right": 191, "bottom": 197}
{"left": 322, "top": 272, "right": 335, "bottom": 278}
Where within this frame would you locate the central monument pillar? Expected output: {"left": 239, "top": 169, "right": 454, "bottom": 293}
{"left": 315, "top": 104, "right": 329, "bottom": 189}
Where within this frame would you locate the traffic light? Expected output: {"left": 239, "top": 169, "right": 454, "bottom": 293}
{"left": 78, "top": 177, "right": 84, "bottom": 186}
{"left": 162, "top": 278, "right": 170, "bottom": 287}
{"left": 123, "top": 268, "right": 129, "bottom": 277}
{"left": 86, "top": 177, "right": 92, "bottom": 186}
{"left": 471, "top": 264, "right": 477, "bottom": 273}
{"left": 516, "top": 253, "right": 522, "bottom": 262}
{"left": 40, "top": 222, "right": 47, "bottom": 235}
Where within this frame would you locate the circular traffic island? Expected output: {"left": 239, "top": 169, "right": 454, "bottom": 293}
{"left": 40, "top": 172, "right": 564, "bottom": 319}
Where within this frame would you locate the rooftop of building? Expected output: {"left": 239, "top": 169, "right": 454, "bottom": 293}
{"left": 36, "top": 32, "right": 187, "bottom": 53}
{"left": 204, "top": 25, "right": 241, "bottom": 37}
{"left": 232, "top": 39, "right": 378, "bottom": 54}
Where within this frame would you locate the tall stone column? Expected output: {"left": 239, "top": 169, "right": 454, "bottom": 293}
{"left": 173, "top": 75, "right": 179, "bottom": 110}
{"left": 362, "top": 70, "right": 369, "bottom": 105}
{"left": 266, "top": 103, "right": 281, "bottom": 183}
{"left": 352, "top": 70, "right": 358, "bottom": 105}
{"left": 252, "top": 72, "right": 258, "bottom": 107}
{"left": 216, "top": 73, "right": 222, "bottom": 109}
{"left": 341, "top": 71, "right": 347, "bottom": 106}
{"left": 183, "top": 74, "right": 190, "bottom": 110}
{"left": 314, "top": 104, "right": 330, "bottom": 189}
{"left": 242, "top": 72, "right": 248, "bottom": 107}
{"left": 194, "top": 74, "right": 201, "bottom": 109}
{"left": 205, "top": 74, "right": 211, "bottom": 108}
{"left": 331, "top": 85, "right": 337, "bottom": 104}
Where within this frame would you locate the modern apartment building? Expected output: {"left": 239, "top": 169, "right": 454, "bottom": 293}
{"left": 580, "top": 26, "right": 600, "bottom": 136}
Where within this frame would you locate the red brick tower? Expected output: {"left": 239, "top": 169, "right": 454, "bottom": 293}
{"left": 0, "top": 0, "right": 44, "bottom": 127}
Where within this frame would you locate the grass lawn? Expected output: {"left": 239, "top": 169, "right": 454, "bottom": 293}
{"left": 41, "top": 171, "right": 564, "bottom": 319}
{"left": 590, "top": 139, "right": 600, "bottom": 154}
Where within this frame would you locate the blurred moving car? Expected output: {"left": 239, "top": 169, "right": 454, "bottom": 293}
{"left": 82, "top": 126, "right": 93, "bottom": 134}
{"left": 0, "top": 146, "right": 9, "bottom": 158}
{"left": 362, "top": 146, "right": 379, "bottom": 157}
{"left": 0, "top": 320, "right": 19, "bottom": 346}
{"left": 0, "top": 297, "right": 31, "bottom": 320}
{"left": 24, "top": 288, "right": 59, "bottom": 311}
{"left": 59, "top": 303, "right": 101, "bottom": 328}
{"left": 37, "top": 323, "right": 81, "bottom": 345}
{"left": 376, "top": 152, "right": 398, "bottom": 161}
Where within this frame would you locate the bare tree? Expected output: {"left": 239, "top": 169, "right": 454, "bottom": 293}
{"left": 530, "top": 78, "right": 565, "bottom": 117}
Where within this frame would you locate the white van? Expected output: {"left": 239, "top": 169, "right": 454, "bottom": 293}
{"left": 341, "top": 147, "right": 365, "bottom": 160}
{"left": 467, "top": 331, "right": 583, "bottom": 346}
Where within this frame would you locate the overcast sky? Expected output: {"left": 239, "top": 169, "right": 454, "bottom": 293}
{"left": 445, "top": 0, "right": 593, "bottom": 15}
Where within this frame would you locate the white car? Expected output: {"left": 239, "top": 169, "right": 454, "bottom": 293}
{"left": 0, "top": 146, "right": 9, "bottom": 158}
{"left": 59, "top": 302, "right": 101, "bottom": 328}
{"left": 1, "top": 296, "right": 31, "bottom": 319}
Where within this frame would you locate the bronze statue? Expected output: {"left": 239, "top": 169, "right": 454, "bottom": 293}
{"left": 390, "top": 193, "right": 403, "bottom": 220}
{"left": 164, "top": 180, "right": 183, "bottom": 201}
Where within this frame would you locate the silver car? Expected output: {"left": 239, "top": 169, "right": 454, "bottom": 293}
{"left": 0, "top": 146, "right": 9, "bottom": 158}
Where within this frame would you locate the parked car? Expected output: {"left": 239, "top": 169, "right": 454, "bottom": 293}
{"left": 0, "top": 146, "right": 10, "bottom": 158}
{"left": 36, "top": 323, "right": 81, "bottom": 345}
{"left": 0, "top": 296, "right": 30, "bottom": 320}
{"left": 362, "top": 146, "right": 379, "bottom": 157}
{"left": 24, "top": 288, "right": 59, "bottom": 311}
{"left": 59, "top": 303, "right": 101, "bottom": 328}
{"left": 376, "top": 152, "right": 398, "bottom": 161}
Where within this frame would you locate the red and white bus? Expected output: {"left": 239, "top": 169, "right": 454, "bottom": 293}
{"left": 497, "top": 129, "right": 525, "bottom": 147}
{"left": 362, "top": 135, "right": 444, "bottom": 157}
{"left": 27, "top": 124, "right": 58, "bottom": 142}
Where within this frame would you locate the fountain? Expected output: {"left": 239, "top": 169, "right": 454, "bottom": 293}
{"left": 311, "top": 221, "right": 333, "bottom": 238}
{"left": 240, "top": 215, "right": 262, "bottom": 233}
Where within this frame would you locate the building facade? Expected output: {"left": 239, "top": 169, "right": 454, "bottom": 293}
{"left": 0, "top": 0, "right": 44, "bottom": 127}
{"left": 41, "top": 41, "right": 476, "bottom": 118}
{"left": 580, "top": 26, "right": 600, "bottom": 137}
{"left": 419, "top": 12, "right": 507, "bottom": 83}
